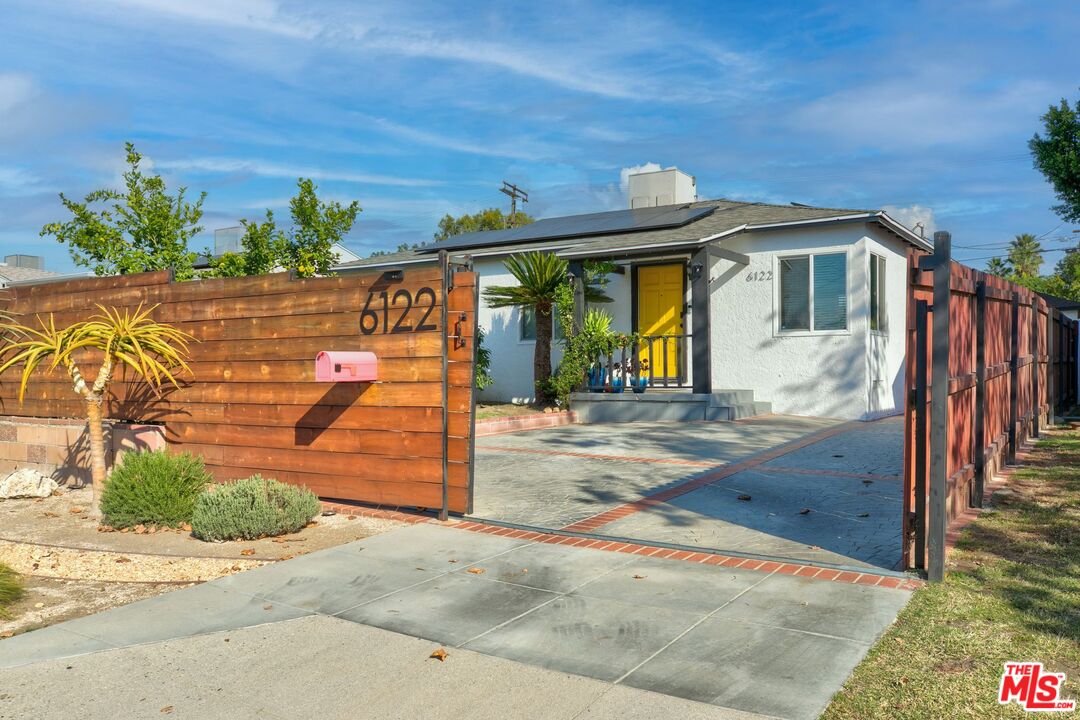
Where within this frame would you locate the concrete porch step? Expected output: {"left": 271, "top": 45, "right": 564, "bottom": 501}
{"left": 569, "top": 389, "right": 772, "bottom": 424}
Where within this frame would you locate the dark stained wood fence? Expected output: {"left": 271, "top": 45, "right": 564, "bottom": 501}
{"left": 0, "top": 260, "right": 478, "bottom": 516}
{"left": 903, "top": 232, "right": 1079, "bottom": 579}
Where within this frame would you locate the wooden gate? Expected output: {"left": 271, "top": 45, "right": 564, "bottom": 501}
{"left": 0, "top": 255, "right": 478, "bottom": 517}
{"left": 903, "top": 232, "right": 1079, "bottom": 579}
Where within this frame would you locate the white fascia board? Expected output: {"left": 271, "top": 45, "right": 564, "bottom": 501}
{"left": 333, "top": 256, "right": 437, "bottom": 272}
{"left": 873, "top": 212, "right": 934, "bottom": 251}
{"left": 744, "top": 212, "right": 932, "bottom": 251}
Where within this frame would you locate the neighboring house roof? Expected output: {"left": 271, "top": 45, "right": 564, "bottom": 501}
{"left": 336, "top": 198, "right": 932, "bottom": 271}
{"left": 194, "top": 242, "right": 360, "bottom": 270}
{"left": 0, "top": 264, "right": 65, "bottom": 286}
{"left": 1038, "top": 292, "right": 1080, "bottom": 311}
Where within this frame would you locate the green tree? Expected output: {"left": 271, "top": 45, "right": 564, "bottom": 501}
{"left": 41, "top": 143, "right": 206, "bottom": 280}
{"left": 208, "top": 211, "right": 283, "bottom": 278}
{"left": 1006, "top": 233, "right": 1044, "bottom": 278}
{"left": 434, "top": 208, "right": 533, "bottom": 242}
{"left": 1030, "top": 96, "right": 1080, "bottom": 223}
{"left": 985, "top": 256, "right": 1010, "bottom": 277}
{"left": 482, "top": 252, "right": 610, "bottom": 403}
{"left": 210, "top": 179, "right": 360, "bottom": 278}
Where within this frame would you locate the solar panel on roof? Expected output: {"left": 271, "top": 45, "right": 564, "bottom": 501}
{"left": 418, "top": 204, "right": 716, "bottom": 253}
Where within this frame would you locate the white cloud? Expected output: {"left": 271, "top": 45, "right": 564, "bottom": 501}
{"left": 0, "top": 73, "right": 36, "bottom": 115}
{"left": 102, "top": 0, "right": 319, "bottom": 38}
{"left": 0, "top": 166, "right": 40, "bottom": 191}
{"left": 794, "top": 73, "right": 1055, "bottom": 150}
{"left": 883, "top": 204, "right": 936, "bottom": 239}
{"left": 360, "top": 115, "right": 559, "bottom": 161}
{"left": 156, "top": 157, "right": 442, "bottom": 187}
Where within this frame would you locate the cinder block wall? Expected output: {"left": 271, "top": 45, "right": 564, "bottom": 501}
{"left": 0, "top": 416, "right": 166, "bottom": 486}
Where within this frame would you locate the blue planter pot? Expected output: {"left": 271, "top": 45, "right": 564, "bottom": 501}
{"left": 588, "top": 366, "right": 606, "bottom": 392}
{"left": 611, "top": 378, "right": 625, "bottom": 394}
{"left": 630, "top": 375, "right": 648, "bottom": 394}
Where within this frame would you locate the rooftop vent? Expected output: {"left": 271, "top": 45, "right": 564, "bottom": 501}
{"left": 3, "top": 255, "right": 44, "bottom": 269}
{"left": 627, "top": 167, "right": 697, "bottom": 209}
{"left": 214, "top": 227, "right": 243, "bottom": 255}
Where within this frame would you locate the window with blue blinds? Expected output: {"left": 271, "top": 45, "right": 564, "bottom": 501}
{"left": 813, "top": 253, "right": 847, "bottom": 331}
{"left": 777, "top": 252, "right": 848, "bottom": 333}
{"left": 779, "top": 256, "right": 811, "bottom": 331}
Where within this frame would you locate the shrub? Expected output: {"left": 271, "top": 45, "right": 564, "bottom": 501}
{"left": 100, "top": 450, "right": 211, "bottom": 529}
{"left": 191, "top": 475, "right": 321, "bottom": 542}
{"left": 0, "top": 563, "right": 24, "bottom": 618}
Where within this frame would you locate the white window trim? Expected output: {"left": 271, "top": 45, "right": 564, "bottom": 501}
{"left": 869, "top": 252, "right": 888, "bottom": 337}
{"left": 773, "top": 248, "right": 852, "bottom": 337}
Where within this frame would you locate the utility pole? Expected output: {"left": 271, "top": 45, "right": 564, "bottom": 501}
{"left": 500, "top": 181, "right": 529, "bottom": 228}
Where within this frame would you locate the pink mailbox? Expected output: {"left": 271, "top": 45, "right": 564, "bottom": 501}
{"left": 315, "top": 351, "right": 378, "bottom": 382}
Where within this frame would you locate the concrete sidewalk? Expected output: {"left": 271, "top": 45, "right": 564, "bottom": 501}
{"left": 0, "top": 616, "right": 762, "bottom": 720}
{"left": 0, "top": 523, "right": 912, "bottom": 720}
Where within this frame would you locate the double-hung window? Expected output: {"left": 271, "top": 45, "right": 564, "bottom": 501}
{"left": 869, "top": 253, "right": 887, "bottom": 333}
{"left": 520, "top": 307, "right": 564, "bottom": 341}
{"left": 778, "top": 252, "right": 848, "bottom": 333}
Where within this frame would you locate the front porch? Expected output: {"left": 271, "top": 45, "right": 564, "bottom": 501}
{"left": 565, "top": 241, "right": 767, "bottom": 421}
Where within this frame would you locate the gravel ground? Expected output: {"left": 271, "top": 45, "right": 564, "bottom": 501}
{"left": 0, "top": 489, "right": 407, "bottom": 637}
{"left": 1, "top": 490, "right": 404, "bottom": 561}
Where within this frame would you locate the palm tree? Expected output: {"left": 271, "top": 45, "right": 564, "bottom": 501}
{"left": 483, "top": 252, "right": 610, "bottom": 402}
{"left": 0, "top": 304, "right": 193, "bottom": 509}
{"left": 985, "top": 256, "right": 1010, "bottom": 277}
{"left": 1006, "top": 233, "right": 1044, "bottom": 278}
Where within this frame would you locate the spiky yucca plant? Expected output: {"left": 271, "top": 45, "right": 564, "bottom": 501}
{"left": 0, "top": 304, "right": 193, "bottom": 507}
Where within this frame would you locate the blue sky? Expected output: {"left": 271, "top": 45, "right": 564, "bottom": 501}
{"left": 1, "top": 0, "right": 1077, "bottom": 273}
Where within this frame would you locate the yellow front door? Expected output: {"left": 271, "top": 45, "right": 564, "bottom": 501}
{"left": 636, "top": 264, "right": 684, "bottom": 380}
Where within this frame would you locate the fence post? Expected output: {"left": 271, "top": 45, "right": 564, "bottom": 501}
{"left": 973, "top": 280, "right": 986, "bottom": 507}
{"left": 1032, "top": 300, "right": 1040, "bottom": 439}
{"left": 1008, "top": 292, "right": 1019, "bottom": 465}
{"left": 928, "top": 231, "right": 951, "bottom": 583}
{"left": 1048, "top": 310, "right": 1057, "bottom": 423}
{"left": 914, "top": 299, "right": 929, "bottom": 568}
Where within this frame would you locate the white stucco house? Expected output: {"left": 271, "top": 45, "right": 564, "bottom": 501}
{"left": 339, "top": 169, "right": 932, "bottom": 421}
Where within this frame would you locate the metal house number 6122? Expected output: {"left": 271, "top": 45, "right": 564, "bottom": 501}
{"left": 359, "top": 287, "right": 439, "bottom": 334}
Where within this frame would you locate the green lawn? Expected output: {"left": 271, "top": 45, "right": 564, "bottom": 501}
{"left": 824, "top": 426, "right": 1080, "bottom": 718}
{"left": 0, "top": 563, "right": 23, "bottom": 619}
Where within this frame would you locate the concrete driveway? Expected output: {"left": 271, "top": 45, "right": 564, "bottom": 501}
{"left": 473, "top": 416, "right": 904, "bottom": 570}
{"left": 0, "top": 523, "right": 912, "bottom": 720}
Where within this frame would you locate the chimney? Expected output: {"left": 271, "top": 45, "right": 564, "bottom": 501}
{"left": 628, "top": 167, "right": 697, "bottom": 209}
{"left": 4, "top": 255, "right": 44, "bottom": 269}
{"left": 214, "top": 227, "right": 244, "bottom": 255}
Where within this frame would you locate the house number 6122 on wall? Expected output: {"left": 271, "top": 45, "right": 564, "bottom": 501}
{"left": 745, "top": 270, "right": 773, "bottom": 282}
{"left": 360, "top": 287, "right": 439, "bottom": 334}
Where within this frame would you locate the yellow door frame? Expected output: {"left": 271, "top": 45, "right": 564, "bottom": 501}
{"left": 632, "top": 262, "right": 687, "bottom": 382}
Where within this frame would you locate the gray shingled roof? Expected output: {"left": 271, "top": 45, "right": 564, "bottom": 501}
{"left": 337, "top": 198, "right": 922, "bottom": 269}
{"left": 0, "top": 265, "right": 64, "bottom": 283}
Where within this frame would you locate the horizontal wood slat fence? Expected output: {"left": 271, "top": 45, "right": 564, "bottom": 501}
{"left": 0, "top": 257, "right": 479, "bottom": 517}
{"left": 904, "top": 231, "right": 1079, "bottom": 580}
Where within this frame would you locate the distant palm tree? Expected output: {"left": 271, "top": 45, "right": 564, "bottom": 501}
{"left": 483, "top": 252, "right": 610, "bottom": 402}
{"left": 985, "top": 256, "right": 1011, "bottom": 277}
{"left": 1007, "top": 233, "right": 1044, "bottom": 278}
